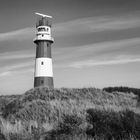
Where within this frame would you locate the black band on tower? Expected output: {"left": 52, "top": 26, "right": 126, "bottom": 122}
{"left": 34, "top": 77, "right": 54, "bottom": 88}
{"left": 35, "top": 41, "right": 52, "bottom": 58}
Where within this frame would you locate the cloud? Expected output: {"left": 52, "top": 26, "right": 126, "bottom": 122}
{"left": 54, "top": 13, "right": 140, "bottom": 37}
{"left": 0, "top": 27, "right": 34, "bottom": 41}
{"left": 69, "top": 57, "right": 140, "bottom": 68}
{"left": 0, "top": 61, "right": 34, "bottom": 74}
{"left": 1, "top": 12, "right": 140, "bottom": 42}
{"left": 53, "top": 37, "right": 140, "bottom": 64}
{"left": 0, "top": 51, "right": 34, "bottom": 60}
{"left": 0, "top": 71, "right": 12, "bottom": 77}
{"left": 77, "top": 37, "right": 140, "bottom": 57}
{"left": 0, "top": 68, "right": 34, "bottom": 78}
{"left": 0, "top": 50, "right": 35, "bottom": 79}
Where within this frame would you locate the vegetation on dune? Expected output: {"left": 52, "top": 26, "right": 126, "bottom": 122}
{"left": 103, "top": 86, "right": 140, "bottom": 96}
{"left": 0, "top": 87, "right": 139, "bottom": 140}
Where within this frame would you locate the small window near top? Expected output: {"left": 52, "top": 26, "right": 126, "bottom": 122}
{"left": 41, "top": 80, "right": 44, "bottom": 84}
{"left": 47, "top": 43, "right": 49, "bottom": 47}
{"left": 41, "top": 61, "right": 44, "bottom": 65}
{"left": 38, "top": 28, "right": 45, "bottom": 32}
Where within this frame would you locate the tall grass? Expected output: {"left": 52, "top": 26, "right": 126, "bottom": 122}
{"left": 0, "top": 87, "right": 139, "bottom": 140}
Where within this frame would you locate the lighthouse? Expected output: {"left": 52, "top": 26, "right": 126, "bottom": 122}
{"left": 34, "top": 13, "right": 54, "bottom": 88}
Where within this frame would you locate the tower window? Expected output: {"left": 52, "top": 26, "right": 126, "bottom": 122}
{"left": 38, "top": 27, "right": 45, "bottom": 32}
{"left": 41, "top": 80, "right": 44, "bottom": 84}
{"left": 41, "top": 61, "right": 44, "bottom": 65}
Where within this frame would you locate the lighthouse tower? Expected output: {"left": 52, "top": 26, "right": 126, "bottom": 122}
{"left": 34, "top": 13, "right": 54, "bottom": 88}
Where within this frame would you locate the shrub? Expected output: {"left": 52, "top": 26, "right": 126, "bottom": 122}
{"left": 103, "top": 86, "right": 140, "bottom": 96}
{"left": 86, "top": 108, "right": 140, "bottom": 139}
{"left": 2, "top": 99, "right": 22, "bottom": 119}
{"left": 57, "top": 113, "right": 84, "bottom": 134}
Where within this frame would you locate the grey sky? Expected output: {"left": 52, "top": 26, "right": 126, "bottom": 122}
{"left": 0, "top": 0, "right": 140, "bottom": 94}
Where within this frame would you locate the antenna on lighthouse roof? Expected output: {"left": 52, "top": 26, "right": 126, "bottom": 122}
{"left": 35, "top": 12, "right": 52, "bottom": 18}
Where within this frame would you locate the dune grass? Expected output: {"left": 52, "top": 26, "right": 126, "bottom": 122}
{"left": 0, "top": 87, "right": 139, "bottom": 140}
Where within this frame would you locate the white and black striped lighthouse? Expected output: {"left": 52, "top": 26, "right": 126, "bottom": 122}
{"left": 34, "top": 13, "right": 54, "bottom": 88}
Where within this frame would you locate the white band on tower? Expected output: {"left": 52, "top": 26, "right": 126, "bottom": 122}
{"left": 35, "top": 58, "right": 53, "bottom": 77}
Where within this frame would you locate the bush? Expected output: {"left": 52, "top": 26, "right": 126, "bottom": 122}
{"left": 57, "top": 113, "right": 84, "bottom": 134}
{"left": 86, "top": 108, "right": 140, "bottom": 139}
{"left": 2, "top": 99, "right": 22, "bottom": 119}
{"left": 103, "top": 86, "right": 140, "bottom": 96}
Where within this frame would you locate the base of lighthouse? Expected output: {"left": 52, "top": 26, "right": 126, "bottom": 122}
{"left": 34, "top": 77, "right": 54, "bottom": 88}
